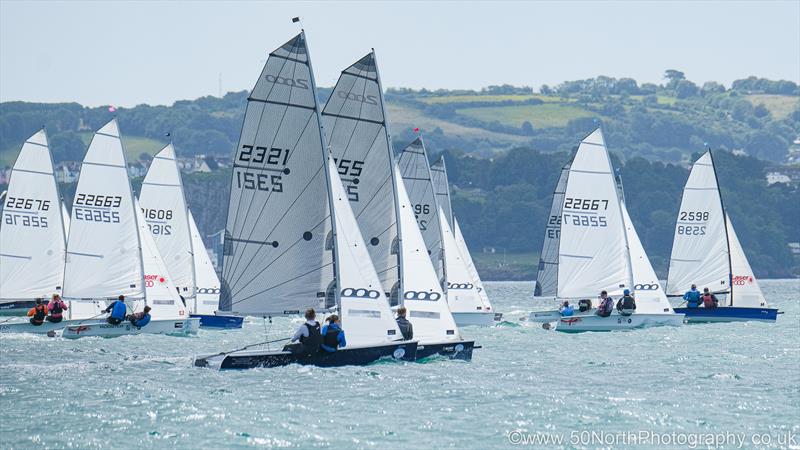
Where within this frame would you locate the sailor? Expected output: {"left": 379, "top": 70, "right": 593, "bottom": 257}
{"left": 396, "top": 306, "right": 413, "bottom": 340}
{"left": 27, "top": 298, "right": 47, "bottom": 326}
{"left": 285, "top": 308, "right": 321, "bottom": 355}
{"left": 320, "top": 315, "right": 346, "bottom": 353}
{"left": 104, "top": 295, "right": 128, "bottom": 325}
{"left": 616, "top": 289, "right": 636, "bottom": 316}
{"left": 683, "top": 284, "right": 702, "bottom": 308}
{"left": 128, "top": 306, "right": 152, "bottom": 328}
{"left": 701, "top": 288, "right": 719, "bottom": 308}
{"left": 46, "top": 294, "right": 68, "bottom": 323}
{"left": 559, "top": 301, "right": 574, "bottom": 317}
{"left": 595, "top": 291, "right": 614, "bottom": 317}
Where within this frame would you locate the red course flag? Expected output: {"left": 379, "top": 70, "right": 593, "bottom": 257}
{"left": 413, "top": 127, "right": 420, "bottom": 133}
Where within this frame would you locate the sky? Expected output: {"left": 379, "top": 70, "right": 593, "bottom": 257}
{"left": 1, "top": 0, "right": 799, "bottom": 107}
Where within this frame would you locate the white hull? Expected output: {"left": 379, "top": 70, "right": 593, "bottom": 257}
{"left": 452, "top": 311, "right": 496, "bottom": 327}
{"left": 528, "top": 310, "right": 684, "bottom": 332}
{"left": 62, "top": 318, "right": 199, "bottom": 339}
{"left": 0, "top": 319, "right": 86, "bottom": 334}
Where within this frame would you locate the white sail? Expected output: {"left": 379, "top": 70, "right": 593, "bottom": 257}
{"left": 139, "top": 144, "right": 195, "bottom": 298}
{"left": 557, "top": 129, "right": 631, "bottom": 299}
{"left": 1, "top": 130, "right": 68, "bottom": 301}
{"left": 397, "top": 137, "right": 445, "bottom": 282}
{"left": 189, "top": 210, "right": 220, "bottom": 314}
{"left": 134, "top": 199, "right": 187, "bottom": 319}
{"left": 430, "top": 157, "right": 453, "bottom": 228}
{"left": 666, "top": 151, "right": 729, "bottom": 296}
{"left": 61, "top": 201, "right": 70, "bottom": 236}
{"left": 321, "top": 52, "right": 399, "bottom": 297}
{"left": 726, "top": 214, "right": 766, "bottom": 308}
{"left": 453, "top": 217, "right": 491, "bottom": 310}
{"left": 221, "top": 33, "right": 332, "bottom": 314}
{"left": 621, "top": 205, "right": 673, "bottom": 314}
{"left": 328, "top": 158, "right": 403, "bottom": 346}
{"left": 440, "top": 207, "right": 485, "bottom": 314}
{"left": 394, "top": 164, "right": 459, "bottom": 342}
{"left": 535, "top": 163, "right": 570, "bottom": 297}
{"left": 63, "top": 119, "right": 145, "bottom": 300}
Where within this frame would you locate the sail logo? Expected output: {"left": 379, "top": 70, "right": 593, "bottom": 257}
{"left": 197, "top": 287, "right": 221, "bottom": 294}
{"left": 447, "top": 282, "right": 474, "bottom": 290}
{"left": 144, "top": 274, "right": 166, "bottom": 287}
{"left": 732, "top": 275, "right": 753, "bottom": 285}
{"left": 634, "top": 283, "right": 660, "bottom": 290}
{"left": 337, "top": 91, "right": 378, "bottom": 105}
{"left": 341, "top": 288, "right": 381, "bottom": 299}
{"left": 403, "top": 291, "right": 442, "bottom": 301}
{"left": 265, "top": 75, "right": 309, "bottom": 89}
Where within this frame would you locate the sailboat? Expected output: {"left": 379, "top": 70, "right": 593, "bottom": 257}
{"left": 59, "top": 119, "right": 199, "bottom": 338}
{"left": 0, "top": 130, "right": 105, "bottom": 333}
{"left": 667, "top": 151, "right": 779, "bottom": 322}
{"left": 187, "top": 210, "right": 237, "bottom": 327}
{"left": 195, "top": 31, "right": 416, "bottom": 369}
{"left": 430, "top": 156, "right": 497, "bottom": 326}
{"left": 138, "top": 144, "right": 242, "bottom": 328}
{"left": 528, "top": 129, "right": 683, "bottom": 331}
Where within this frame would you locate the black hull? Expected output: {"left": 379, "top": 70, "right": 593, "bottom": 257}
{"left": 416, "top": 340, "right": 474, "bottom": 361}
{"left": 195, "top": 341, "right": 418, "bottom": 370}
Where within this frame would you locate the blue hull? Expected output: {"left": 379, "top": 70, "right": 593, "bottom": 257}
{"left": 674, "top": 307, "right": 778, "bottom": 323}
{"left": 190, "top": 314, "right": 244, "bottom": 329}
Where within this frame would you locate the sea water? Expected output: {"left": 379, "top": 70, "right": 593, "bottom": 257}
{"left": 1, "top": 280, "right": 798, "bottom": 449}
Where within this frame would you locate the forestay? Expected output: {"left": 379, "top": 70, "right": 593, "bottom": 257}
{"left": 454, "top": 218, "right": 491, "bottom": 310}
{"left": 666, "top": 151, "right": 729, "bottom": 296}
{"left": 534, "top": 163, "right": 570, "bottom": 298}
{"left": 1, "top": 130, "right": 68, "bottom": 301}
{"left": 328, "top": 158, "right": 403, "bottom": 347}
{"left": 440, "top": 207, "right": 485, "bottom": 313}
{"left": 139, "top": 144, "right": 195, "bottom": 298}
{"left": 726, "top": 214, "right": 766, "bottom": 308}
{"left": 221, "top": 33, "right": 332, "bottom": 314}
{"left": 135, "top": 199, "right": 187, "bottom": 320}
{"left": 189, "top": 210, "right": 221, "bottom": 314}
{"left": 63, "top": 119, "right": 145, "bottom": 300}
{"left": 394, "top": 164, "right": 459, "bottom": 342}
{"left": 321, "top": 52, "right": 399, "bottom": 296}
{"left": 397, "top": 137, "right": 444, "bottom": 281}
{"left": 430, "top": 157, "right": 453, "bottom": 228}
{"left": 557, "top": 129, "right": 631, "bottom": 299}
{"left": 621, "top": 205, "right": 673, "bottom": 314}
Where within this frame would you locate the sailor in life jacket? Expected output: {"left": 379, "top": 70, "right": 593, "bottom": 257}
{"left": 683, "top": 284, "right": 702, "bottom": 308}
{"left": 596, "top": 291, "right": 614, "bottom": 317}
{"left": 616, "top": 289, "right": 637, "bottom": 316}
{"left": 285, "top": 308, "right": 322, "bottom": 355}
{"left": 701, "top": 287, "right": 719, "bottom": 308}
{"left": 128, "top": 306, "right": 152, "bottom": 328}
{"left": 559, "top": 301, "right": 574, "bottom": 317}
{"left": 320, "top": 314, "right": 347, "bottom": 353}
{"left": 103, "top": 295, "right": 128, "bottom": 325}
{"left": 46, "top": 294, "right": 69, "bottom": 323}
{"left": 27, "top": 298, "right": 47, "bottom": 326}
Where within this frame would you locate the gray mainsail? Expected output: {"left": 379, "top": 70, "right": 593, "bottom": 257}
{"left": 534, "top": 163, "right": 570, "bottom": 297}
{"left": 397, "top": 136, "right": 445, "bottom": 282}
{"left": 321, "top": 51, "right": 399, "bottom": 297}
{"left": 220, "top": 32, "right": 333, "bottom": 314}
{"left": 430, "top": 156, "right": 453, "bottom": 228}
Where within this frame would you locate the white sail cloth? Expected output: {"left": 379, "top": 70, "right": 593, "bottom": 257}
{"left": 454, "top": 218, "right": 492, "bottom": 310}
{"left": 534, "top": 164, "right": 570, "bottom": 298}
{"left": 621, "top": 205, "right": 673, "bottom": 314}
{"left": 188, "top": 210, "right": 221, "bottom": 314}
{"left": 1, "top": 130, "right": 68, "bottom": 301}
{"left": 440, "top": 207, "right": 485, "bottom": 313}
{"left": 726, "top": 213, "right": 766, "bottom": 307}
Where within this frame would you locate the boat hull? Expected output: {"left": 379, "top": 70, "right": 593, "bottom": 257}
{"left": 190, "top": 314, "right": 244, "bottom": 329}
{"left": 194, "top": 341, "right": 418, "bottom": 370}
{"left": 416, "top": 340, "right": 474, "bottom": 361}
{"left": 0, "top": 300, "right": 37, "bottom": 317}
{"left": 452, "top": 311, "right": 496, "bottom": 327}
{"left": 528, "top": 310, "right": 685, "bottom": 332}
{"left": 0, "top": 318, "right": 85, "bottom": 334}
{"left": 62, "top": 318, "right": 200, "bottom": 339}
{"left": 674, "top": 306, "right": 778, "bottom": 323}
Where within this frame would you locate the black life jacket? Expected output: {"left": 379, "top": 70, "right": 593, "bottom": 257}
{"left": 32, "top": 305, "right": 46, "bottom": 322}
{"left": 299, "top": 322, "right": 321, "bottom": 354}
{"left": 50, "top": 301, "right": 64, "bottom": 315}
{"left": 323, "top": 325, "right": 341, "bottom": 350}
{"left": 621, "top": 295, "right": 636, "bottom": 310}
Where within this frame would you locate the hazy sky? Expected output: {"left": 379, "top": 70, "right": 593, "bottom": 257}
{"left": 1, "top": 0, "right": 798, "bottom": 107}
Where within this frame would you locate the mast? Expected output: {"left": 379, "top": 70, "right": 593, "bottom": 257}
{"left": 174, "top": 142, "right": 199, "bottom": 313}
{"left": 304, "top": 28, "right": 342, "bottom": 313}
{"left": 421, "top": 136, "right": 447, "bottom": 287}
{"left": 612, "top": 165, "right": 634, "bottom": 292}
{"left": 372, "top": 49, "right": 405, "bottom": 302}
{"left": 119, "top": 120, "right": 148, "bottom": 305}
{"left": 708, "top": 149, "right": 734, "bottom": 306}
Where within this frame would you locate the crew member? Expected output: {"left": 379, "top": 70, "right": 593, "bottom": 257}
{"left": 285, "top": 308, "right": 321, "bottom": 355}
{"left": 104, "top": 295, "right": 128, "bottom": 325}
{"left": 596, "top": 291, "right": 614, "bottom": 317}
{"left": 683, "top": 284, "right": 702, "bottom": 308}
{"left": 559, "top": 301, "right": 574, "bottom": 317}
{"left": 396, "top": 306, "right": 413, "bottom": 340}
{"left": 701, "top": 288, "right": 719, "bottom": 308}
{"left": 320, "top": 315, "right": 346, "bottom": 353}
{"left": 27, "top": 298, "right": 47, "bottom": 326}
{"left": 46, "top": 294, "right": 68, "bottom": 323}
{"left": 616, "top": 289, "right": 636, "bottom": 316}
{"left": 128, "top": 306, "right": 152, "bottom": 328}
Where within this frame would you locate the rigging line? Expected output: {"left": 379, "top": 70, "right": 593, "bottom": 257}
{"left": 231, "top": 260, "right": 334, "bottom": 306}
{"left": 226, "top": 50, "right": 310, "bottom": 280}
{"left": 227, "top": 163, "right": 327, "bottom": 291}
{"left": 224, "top": 37, "right": 299, "bottom": 282}
{"left": 225, "top": 111, "right": 318, "bottom": 283}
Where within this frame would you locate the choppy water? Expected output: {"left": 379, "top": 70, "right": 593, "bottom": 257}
{"left": 1, "top": 280, "right": 798, "bottom": 449}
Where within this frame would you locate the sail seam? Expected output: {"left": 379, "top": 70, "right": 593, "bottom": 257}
{"left": 247, "top": 97, "right": 316, "bottom": 111}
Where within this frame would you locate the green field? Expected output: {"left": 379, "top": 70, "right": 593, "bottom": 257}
{"left": 629, "top": 94, "right": 678, "bottom": 106}
{"left": 456, "top": 103, "right": 599, "bottom": 128}
{"left": 420, "top": 94, "right": 561, "bottom": 104}
{"left": 745, "top": 94, "right": 799, "bottom": 120}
